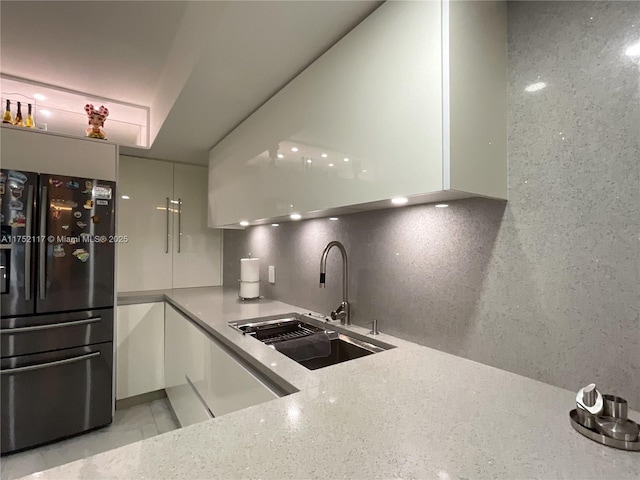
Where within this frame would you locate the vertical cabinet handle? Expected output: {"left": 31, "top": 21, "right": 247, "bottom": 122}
{"left": 177, "top": 198, "right": 182, "bottom": 253}
{"left": 39, "top": 186, "right": 47, "bottom": 300}
{"left": 24, "top": 185, "right": 34, "bottom": 301}
{"left": 165, "top": 197, "right": 170, "bottom": 254}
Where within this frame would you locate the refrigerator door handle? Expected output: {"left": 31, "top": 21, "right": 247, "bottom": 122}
{"left": 24, "top": 185, "right": 34, "bottom": 301}
{"left": 165, "top": 197, "right": 170, "bottom": 254}
{"left": 177, "top": 198, "right": 182, "bottom": 253}
{"left": 1, "top": 316, "right": 102, "bottom": 334}
{"left": 39, "top": 186, "right": 48, "bottom": 300}
{"left": 0, "top": 351, "right": 100, "bottom": 375}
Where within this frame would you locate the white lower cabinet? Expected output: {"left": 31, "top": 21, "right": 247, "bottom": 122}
{"left": 116, "top": 303, "right": 165, "bottom": 400}
{"left": 164, "top": 303, "right": 211, "bottom": 427}
{"left": 164, "top": 303, "right": 277, "bottom": 427}
{"left": 204, "top": 336, "right": 278, "bottom": 417}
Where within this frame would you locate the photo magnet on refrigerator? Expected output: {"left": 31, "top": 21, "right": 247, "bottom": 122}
{"left": 93, "top": 185, "right": 112, "bottom": 200}
{"left": 53, "top": 245, "right": 66, "bottom": 258}
{"left": 9, "top": 212, "right": 26, "bottom": 228}
{"left": 72, "top": 248, "right": 89, "bottom": 262}
{"left": 8, "top": 171, "right": 27, "bottom": 184}
{"left": 10, "top": 185, "right": 23, "bottom": 199}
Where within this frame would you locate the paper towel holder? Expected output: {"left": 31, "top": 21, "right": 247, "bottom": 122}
{"left": 238, "top": 279, "right": 263, "bottom": 301}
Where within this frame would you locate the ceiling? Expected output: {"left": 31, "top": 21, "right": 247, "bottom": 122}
{"left": 0, "top": 1, "right": 382, "bottom": 165}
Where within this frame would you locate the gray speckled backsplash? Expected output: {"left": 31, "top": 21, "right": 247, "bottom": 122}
{"left": 224, "top": 1, "right": 640, "bottom": 404}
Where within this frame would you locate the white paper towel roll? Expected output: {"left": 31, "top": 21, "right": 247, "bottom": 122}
{"left": 240, "top": 258, "right": 260, "bottom": 282}
{"left": 240, "top": 281, "right": 260, "bottom": 299}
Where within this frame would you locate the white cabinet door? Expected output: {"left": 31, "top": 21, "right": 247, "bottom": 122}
{"left": 164, "top": 303, "right": 277, "bottom": 422}
{"left": 208, "top": 1, "right": 506, "bottom": 227}
{"left": 208, "top": 0, "right": 443, "bottom": 227}
{"left": 204, "top": 339, "right": 277, "bottom": 417}
{"left": 117, "top": 156, "right": 174, "bottom": 291}
{"left": 117, "top": 157, "right": 222, "bottom": 291}
{"left": 116, "top": 303, "right": 165, "bottom": 400}
{"left": 172, "top": 163, "right": 222, "bottom": 288}
{"left": 164, "top": 304, "right": 211, "bottom": 427}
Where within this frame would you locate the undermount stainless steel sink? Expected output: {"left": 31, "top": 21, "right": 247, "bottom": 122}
{"left": 229, "top": 314, "right": 393, "bottom": 370}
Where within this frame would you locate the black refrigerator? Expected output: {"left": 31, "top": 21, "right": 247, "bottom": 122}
{"left": 1, "top": 169, "right": 115, "bottom": 454}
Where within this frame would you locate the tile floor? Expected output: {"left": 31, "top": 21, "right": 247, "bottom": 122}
{"left": 0, "top": 398, "right": 180, "bottom": 480}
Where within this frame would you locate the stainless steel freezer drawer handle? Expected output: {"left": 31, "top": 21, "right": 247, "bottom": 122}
{"left": 0, "top": 351, "right": 100, "bottom": 375}
{"left": 0, "top": 317, "right": 102, "bottom": 334}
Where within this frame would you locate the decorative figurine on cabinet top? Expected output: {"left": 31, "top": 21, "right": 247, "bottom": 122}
{"left": 84, "top": 104, "right": 109, "bottom": 140}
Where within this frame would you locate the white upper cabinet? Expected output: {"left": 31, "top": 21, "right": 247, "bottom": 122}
{"left": 117, "top": 156, "right": 174, "bottom": 291}
{"left": 117, "top": 156, "right": 222, "bottom": 292}
{"left": 208, "top": 0, "right": 507, "bottom": 227}
{"left": 172, "top": 163, "right": 223, "bottom": 289}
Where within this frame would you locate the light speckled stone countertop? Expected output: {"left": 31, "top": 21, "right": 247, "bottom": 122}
{"left": 21, "top": 287, "right": 640, "bottom": 479}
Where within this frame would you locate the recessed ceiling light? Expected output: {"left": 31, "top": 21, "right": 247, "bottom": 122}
{"left": 306, "top": 159, "right": 312, "bottom": 164}
{"left": 625, "top": 41, "right": 640, "bottom": 57}
{"left": 240, "top": 221, "right": 249, "bottom": 226}
{"left": 391, "top": 197, "right": 408, "bottom": 205}
{"left": 328, "top": 163, "right": 334, "bottom": 167}
{"left": 277, "top": 154, "right": 284, "bottom": 159}
{"left": 524, "top": 82, "right": 547, "bottom": 92}
{"left": 362, "top": 169, "right": 367, "bottom": 173}
{"left": 271, "top": 223, "right": 280, "bottom": 227}
{"left": 34, "top": 93, "right": 46, "bottom": 101}
{"left": 329, "top": 217, "right": 339, "bottom": 221}
{"left": 435, "top": 204, "right": 449, "bottom": 208}
{"left": 39, "top": 109, "right": 52, "bottom": 117}
{"left": 343, "top": 157, "right": 350, "bottom": 162}
{"left": 291, "top": 147, "right": 299, "bottom": 152}
{"left": 121, "top": 195, "right": 130, "bottom": 200}
{"left": 321, "top": 153, "right": 328, "bottom": 158}
{"left": 290, "top": 213, "right": 302, "bottom": 220}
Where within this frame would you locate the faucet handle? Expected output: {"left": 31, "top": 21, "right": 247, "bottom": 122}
{"left": 368, "top": 319, "right": 380, "bottom": 335}
{"left": 330, "top": 304, "right": 345, "bottom": 321}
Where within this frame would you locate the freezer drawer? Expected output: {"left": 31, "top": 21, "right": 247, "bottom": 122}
{"left": 1, "top": 308, "right": 113, "bottom": 358}
{"left": 1, "top": 341, "right": 113, "bottom": 454}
